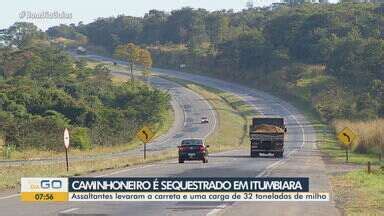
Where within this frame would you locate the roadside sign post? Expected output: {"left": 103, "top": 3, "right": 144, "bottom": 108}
{"left": 346, "top": 145, "right": 349, "bottom": 162}
{"left": 136, "top": 126, "right": 155, "bottom": 160}
{"left": 65, "top": 148, "right": 69, "bottom": 172}
{"left": 64, "top": 128, "right": 70, "bottom": 172}
{"left": 337, "top": 127, "right": 357, "bottom": 163}
{"left": 144, "top": 142, "right": 146, "bottom": 159}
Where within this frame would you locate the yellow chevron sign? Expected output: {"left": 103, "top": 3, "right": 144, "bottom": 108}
{"left": 136, "top": 126, "right": 155, "bottom": 143}
{"left": 337, "top": 127, "right": 357, "bottom": 146}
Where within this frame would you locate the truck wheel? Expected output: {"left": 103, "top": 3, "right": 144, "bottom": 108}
{"left": 275, "top": 152, "right": 283, "bottom": 158}
{"left": 203, "top": 158, "right": 208, "bottom": 163}
{"left": 251, "top": 152, "right": 259, "bottom": 157}
{"left": 179, "top": 158, "right": 184, "bottom": 163}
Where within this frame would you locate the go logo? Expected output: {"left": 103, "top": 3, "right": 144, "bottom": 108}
{"left": 40, "top": 180, "right": 62, "bottom": 189}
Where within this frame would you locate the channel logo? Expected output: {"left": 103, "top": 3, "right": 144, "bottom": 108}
{"left": 21, "top": 178, "right": 68, "bottom": 192}
{"left": 21, "top": 178, "right": 69, "bottom": 202}
{"left": 40, "top": 179, "right": 63, "bottom": 189}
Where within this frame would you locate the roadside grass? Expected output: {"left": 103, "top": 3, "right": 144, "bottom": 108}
{"left": 108, "top": 63, "right": 131, "bottom": 72}
{"left": 333, "top": 119, "right": 383, "bottom": 161}
{"left": 111, "top": 75, "right": 128, "bottom": 83}
{"left": 259, "top": 86, "right": 384, "bottom": 214}
{"left": 161, "top": 76, "right": 257, "bottom": 152}
{"left": 0, "top": 134, "right": 4, "bottom": 152}
{"left": 273, "top": 93, "right": 382, "bottom": 166}
{"left": 331, "top": 169, "right": 384, "bottom": 215}
{"left": 84, "top": 59, "right": 100, "bottom": 68}
{"left": 320, "top": 133, "right": 381, "bottom": 165}
{"left": 0, "top": 150, "right": 177, "bottom": 191}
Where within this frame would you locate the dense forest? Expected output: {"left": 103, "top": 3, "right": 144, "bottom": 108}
{"left": 0, "top": 23, "right": 170, "bottom": 151}
{"left": 46, "top": 3, "right": 384, "bottom": 122}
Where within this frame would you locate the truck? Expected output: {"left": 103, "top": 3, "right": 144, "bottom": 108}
{"left": 249, "top": 117, "right": 286, "bottom": 158}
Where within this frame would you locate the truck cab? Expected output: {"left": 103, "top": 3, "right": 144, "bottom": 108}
{"left": 249, "top": 117, "right": 286, "bottom": 158}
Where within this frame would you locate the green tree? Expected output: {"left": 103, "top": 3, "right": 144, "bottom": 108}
{"left": 0, "top": 48, "right": 33, "bottom": 79}
{"left": 7, "top": 22, "right": 44, "bottom": 48}
{"left": 142, "top": 10, "right": 168, "bottom": 44}
{"left": 138, "top": 49, "right": 153, "bottom": 83}
{"left": 113, "top": 43, "right": 141, "bottom": 83}
{"left": 206, "top": 13, "right": 230, "bottom": 49}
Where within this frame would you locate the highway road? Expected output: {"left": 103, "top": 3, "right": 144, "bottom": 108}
{"left": 0, "top": 54, "right": 340, "bottom": 216}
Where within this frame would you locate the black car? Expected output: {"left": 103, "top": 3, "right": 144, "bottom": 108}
{"left": 178, "top": 139, "right": 209, "bottom": 163}
{"left": 200, "top": 117, "right": 209, "bottom": 124}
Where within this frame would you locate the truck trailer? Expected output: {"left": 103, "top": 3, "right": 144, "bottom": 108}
{"left": 249, "top": 117, "right": 286, "bottom": 158}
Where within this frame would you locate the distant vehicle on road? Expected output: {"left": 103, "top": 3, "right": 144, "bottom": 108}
{"left": 76, "top": 46, "right": 87, "bottom": 55}
{"left": 200, "top": 117, "right": 209, "bottom": 124}
{"left": 249, "top": 117, "right": 287, "bottom": 158}
{"left": 178, "top": 139, "right": 209, "bottom": 163}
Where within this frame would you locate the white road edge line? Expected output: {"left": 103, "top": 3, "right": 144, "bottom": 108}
{"left": 98, "top": 164, "right": 154, "bottom": 177}
{"left": 206, "top": 204, "right": 228, "bottom": 216}
{"left": 59, "top": 208, "right": 79, "bottom": 214}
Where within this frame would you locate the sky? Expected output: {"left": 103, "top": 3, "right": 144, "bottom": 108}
{"left": 1, "top": 0, "right": 283, "bottom": 30}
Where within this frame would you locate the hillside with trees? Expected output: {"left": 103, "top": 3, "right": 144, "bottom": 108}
{"left": 0, "top": 23, "right": 170, "bottom": 152}
{"left": 47, "top": 3, "right": 384, "bottom": 122}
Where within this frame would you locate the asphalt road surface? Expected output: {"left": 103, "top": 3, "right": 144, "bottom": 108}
{"left": 0, "top": 54, "right": 340, "bottom": 216}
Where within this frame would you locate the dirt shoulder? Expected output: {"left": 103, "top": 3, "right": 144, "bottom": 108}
{"left": 295, "top": 100, "right": 384, "bottom": 215}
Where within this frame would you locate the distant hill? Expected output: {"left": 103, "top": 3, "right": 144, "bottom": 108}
{"left": 47, "top": 3, "right": 384, "bottom": 121}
